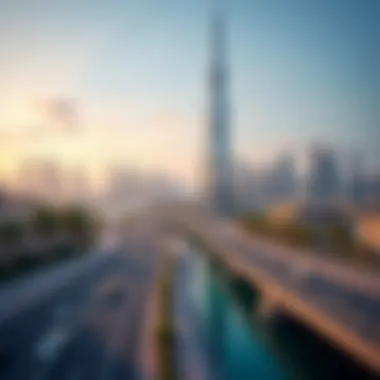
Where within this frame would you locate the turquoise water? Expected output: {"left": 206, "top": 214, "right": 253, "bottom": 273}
{"left": 183, "top": 246, "right": 376, "bottom": 380}
{"left": 186, "top": 249, "right": 289, "bottom": 380}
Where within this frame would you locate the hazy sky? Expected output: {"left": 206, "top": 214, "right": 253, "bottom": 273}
{"left": 0, "top": 0, "right": 378, "bottom": 186}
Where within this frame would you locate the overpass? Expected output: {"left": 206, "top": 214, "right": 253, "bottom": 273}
{"left": 166, "top": 208, "right": 380, "bottom": 376}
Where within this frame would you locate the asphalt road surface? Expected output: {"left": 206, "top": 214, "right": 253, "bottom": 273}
{"left": 175, "top": 211, "right": 380, "bottom": 351}
{"left": 0, "top": 229, "right": 160, "bottom": 380}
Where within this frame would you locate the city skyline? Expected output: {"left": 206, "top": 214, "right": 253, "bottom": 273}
{"left": 0, "top": 0, "right": 378, "bottom": 188}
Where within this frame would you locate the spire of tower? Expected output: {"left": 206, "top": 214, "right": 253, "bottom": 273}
{"left": 207, "top": 2, "right": 234, "bottom": 215}
{"left": 210, "top": 3, "right": 227, "bottom": 90}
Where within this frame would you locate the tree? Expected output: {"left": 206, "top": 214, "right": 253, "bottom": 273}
{"left": 0, "top": 220, "right": 23, "bottom": 246}
{"left": 59, "top": 206, "right": 98, "bottom": 247}
{"left": 31, "top": 205, "right": 59, "bottom": 238}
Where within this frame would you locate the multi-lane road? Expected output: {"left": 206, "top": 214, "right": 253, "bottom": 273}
{"left": 1, "top": 207, "right": 379, "bottom": 379}
{"left": 172, "top": 210, "right": 380, "bottom": 375}
{"left": 0, "top": 227, "right": 161, "bottom": 380}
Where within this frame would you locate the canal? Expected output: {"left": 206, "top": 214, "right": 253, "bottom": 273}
{"left": 174, "top": 243, "right": 377, "bottom": 380}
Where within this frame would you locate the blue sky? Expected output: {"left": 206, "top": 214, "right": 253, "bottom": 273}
{"left": 0, "top": 0, "right": 378, "bottom": 185}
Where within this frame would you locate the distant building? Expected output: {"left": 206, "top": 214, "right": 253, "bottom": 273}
{"left": 40, "top": 160, "right": 62, "bottom": 202}
{"left": 265, "top": 154, "right": 298, "bottom": 203}
{"left": 307, "top": 145, "right": 340, "bottom": 204}
{"left": 366, "top": 174, "right": 380, "bottom": 207}
{"left": 344, "top": 153, "right": 367, "bottom": 206}
{"left": 142, "top": 172, "right": 181, "bottom": 204}
{"left": 67, "top": 167, "right": 91, "bottom": 203}
{"left": 18, "top": 158, "right": 63, "bottom": 203}
{"left": 344, "top": 153, "right": 380, "bottom": 210}
{"left": 103, "top": 164, "right": 184, "bottom": 217}
{"left": 106, "top": 164, "right": 142, "bottom": 206}
{"left": 266, "top": 201, "right": 353, "bottom": 233}
{"left": 233, "top": 162, "right": 258, "bottom": 212}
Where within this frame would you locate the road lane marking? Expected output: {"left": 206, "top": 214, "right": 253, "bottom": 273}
{"left": 35, "top": 327, "right": 71, "bottom": 361}
{"left": 32, "top": 300, "right": 81, "bottom": 380}
{"left": 32, "top": 326, "right": 75, "bottom": 380}
{"left": 0, "top": 252, "right": 109, "bottom": 326}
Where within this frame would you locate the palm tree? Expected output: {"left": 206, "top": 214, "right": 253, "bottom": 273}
{"left": 31, "top": 205, "right": 58, "bottom": 238}
{"left": 59, "top": 206, "right": 98, "bottom": 248}
{"left": 28, "top": 205, "right": 62, "bottom": 259}
{"left": 0, "top": 219, "right": 24, "bottom": 266}
{"left": 0, "top": 220, "right": 23, "bottom": 246}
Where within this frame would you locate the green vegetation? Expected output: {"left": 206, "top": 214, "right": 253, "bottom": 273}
{"left": 31, "top": 205, "right": 60, "bottom": 238}
{"left": 238, "top": 212, "right": 380, "bottom": 269}
{"left": 59, "top": 205, "right": 99, "bottom": 247}
{"left": 0, "top": 204, "right": 100, "bottom": 283}
{"left": 239, "top": 213, "right": 313, "bottom": 249}
{"left": 0, "top": 246, "right": 79, "bottom": 283}
{"left": 156, "top": 259, "right": 176, "bottom": 380}
{"left": 0, "top": 219, "right": 23, "bottom": 245}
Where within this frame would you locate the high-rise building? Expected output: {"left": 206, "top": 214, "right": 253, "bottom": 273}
{"left": 105, "top": 164, "right": 143, "bottom": 210}
{"left": 345, "top": 153, "right": 366, "bottom": 206}
{"left": 307, "top": 145, "right": 340, "bottom": 204}
{"left": 265, "top": 154, "right": 298, "bottom": 203}
{"left": 233, "top": 162, "right": 258, "bottom": 212}
{"left": 365, "top": 173, "right": 380, "bottom": 208}
{"left": 206, "top": 9, "right": 234, "bottom": 215}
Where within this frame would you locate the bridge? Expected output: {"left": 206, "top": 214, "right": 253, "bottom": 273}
{"left": 163, "top": 207, "right": 380, "bottom": 376}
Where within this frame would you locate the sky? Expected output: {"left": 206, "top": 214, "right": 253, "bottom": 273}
{"left": 0, "top": 0, "right": 378, "bottom": 188}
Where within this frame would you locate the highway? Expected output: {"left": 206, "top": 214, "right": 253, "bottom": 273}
{"left": 0, "top": 227, "right": 161, "bottom": 380}
{"left": 1, "top": 206, "right": 379, "bottom": 379}
{"left": 172, "top": 210, "right": 380, "bottom": 374}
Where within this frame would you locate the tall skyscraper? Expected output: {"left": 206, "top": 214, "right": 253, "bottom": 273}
{"left": 234, "top": 161, "right": 258, "bottom": 212}
{"left": 307, "top": 145, "right": 340, "bottom": 204}
{"left": 266, "top": 154, "right": 298, "bottom": 203}
{"left": 206, "top": 8, "right": 234, "bottom": 215}
{"left": 346, "top": 153, "right": 366, "bottom": 205}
